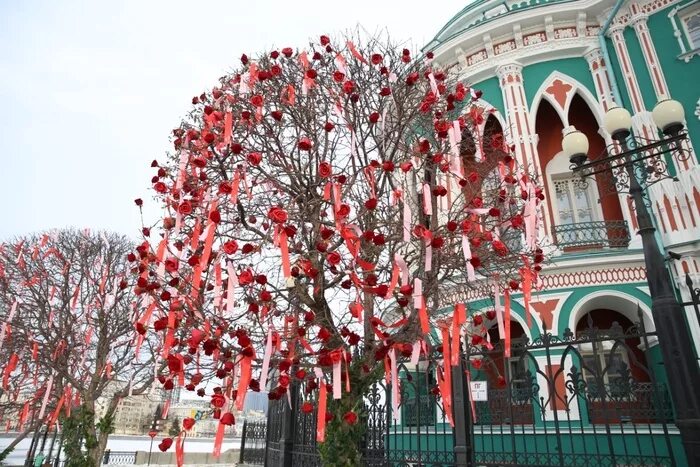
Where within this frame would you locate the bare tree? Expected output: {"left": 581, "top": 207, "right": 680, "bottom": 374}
{"left": 0, "top": 229, "right": 157, "bottom": 465}
{"left": 135, "top": 32, "right": 544, "bottom": 465}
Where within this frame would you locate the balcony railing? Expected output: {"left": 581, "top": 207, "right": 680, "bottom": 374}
{"left": 553, "top": 220, "right": 631, "bottom": 250}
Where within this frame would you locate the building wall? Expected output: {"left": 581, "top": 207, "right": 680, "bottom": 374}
{"left": 401, "top": 3, "right": 700, "bottom": 461}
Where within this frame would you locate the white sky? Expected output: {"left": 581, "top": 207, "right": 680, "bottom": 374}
{"left": 0, "top": 0, "right": 466, "bottom": 240}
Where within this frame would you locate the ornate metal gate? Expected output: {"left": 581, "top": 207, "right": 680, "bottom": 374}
{"left": 464, "top": 308, "right": 682, "bottom": 466}
{"left": 242, "top": 308, "right": 685, "bottom": 466}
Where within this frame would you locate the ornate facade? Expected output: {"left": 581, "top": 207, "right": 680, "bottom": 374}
{"left": 426, "top": 0, "right": 700, "bottom": 370}
{"left": 391, "top": 0, "right": 700, "bottom": 464}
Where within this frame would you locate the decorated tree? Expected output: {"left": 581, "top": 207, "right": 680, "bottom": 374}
{"left": 0, "top": 230, "right": 156, "bottom": 466}
{"left": 134, "top": 32, "right": 544, "bottom": 465}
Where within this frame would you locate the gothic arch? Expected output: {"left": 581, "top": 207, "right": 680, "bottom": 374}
{"left": 529, "top": 71, "right": 603, "bottom": 131}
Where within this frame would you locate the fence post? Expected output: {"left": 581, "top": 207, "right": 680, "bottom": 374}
{"left": 276, "top": 380, "right": 297, "bottom": 467}
{"left": 240, "top": 419, "right": 248, "bottom": 462}
{"left": 452, "top": 357, "right": 473, "bottom": 467}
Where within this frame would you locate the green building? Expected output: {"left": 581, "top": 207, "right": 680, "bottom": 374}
{"left": 388, "top": 0, "right": 700, "bottom": 465}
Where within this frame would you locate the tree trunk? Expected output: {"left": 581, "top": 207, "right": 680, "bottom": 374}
{"left": 89, "top": 433, "right": 109, "bottom": 467}
{"left": 318, "top": 391, "right": 366, "bottom": 467}
{"left": 317, "top": 363, "right": 384, "bottom": 467}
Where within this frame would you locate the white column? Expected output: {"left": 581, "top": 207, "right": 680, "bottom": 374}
{"left": 496, "top": 63, "right": 554, "bottom": 241}
{"left": 583, "top": 47, "right": 641, "bottom": 249}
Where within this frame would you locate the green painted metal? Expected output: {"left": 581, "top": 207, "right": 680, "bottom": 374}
{"left": 386, "top": 430, "right": 687, "bottom": 465}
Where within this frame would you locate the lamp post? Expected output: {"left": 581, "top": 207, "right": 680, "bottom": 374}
{"left": 563, "top": 99, "right": 700, "bottom": 463}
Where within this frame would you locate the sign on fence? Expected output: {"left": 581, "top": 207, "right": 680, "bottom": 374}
{"left": 470, "top": 381, "right": 488, "bottom": 401}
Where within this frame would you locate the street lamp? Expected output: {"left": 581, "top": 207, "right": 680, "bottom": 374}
{"left": 563, "top": 99, "right": 700, "bottom": 463}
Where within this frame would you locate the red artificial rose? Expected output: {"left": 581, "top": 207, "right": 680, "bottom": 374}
{"left": 220, "top": 412, "right": 235, "bottom": 425}
{"left": 318, "top": 161, "right": 332, "bottom": 178}
{"left": 302, "top": 401, "right": 314, "bottom": 414}
{"left": 320, "top": 35, "right": 330, "bottom": 45}
{"left": 267, "top": 206, "right": 288, "bottom": 224}
{"left": 281, "top": 47, "right": 293, "bottom": 57}
{"left": 318, "top": 327, "right": 331, "bottom": 341}
{"left": 369, "top": 112, "right": 380, "bottom": 124}
{"left": 305, "top": 69, "right": 317, "bottom": 79}
{"left": 342, "top": 80, "right": 355, "bottom": 94}
{"left": 158, "top": 438, "right": 174, "bottom": 452}
{"left": 209, "top": 210, "right": 221, "bottom": 224}
{"left": 238, "top": 269, "right": 253, "bottom": 285}
{"left": 250, "top": 95, "right": 263, "bottom": 107}
{"left": 298, "top": 137, "right": 312, "bottom": 151}
{"left": 326, "top": 251, "right": 341, "bottom": 266}
{"left": 336, "top": 204, "right": 351, "bottom": 217}
{"left": 323, "top": 121, "right": 335, "bottom": 132}
{"left": 492, "top": 240, "right": 508, "bottom": 256}
{"left": 164, "top": 258, "right": 179, "bottom": 273}
{"left": 223, "top": 240, "right": 238, "bottom": 254}
{"left": 364, "top": 198, "right": 378, "bottom": 210}
{"left": 343, "top": 411, "right": 358, "bottom": 425}
{"left": 247, "top": 152, "right": 262, "bottom": 166}
{"left": 183, "top": 418, "right": 195, "bottom": 430}
{"left": 270, "top": 64, "right": 282, "bottom": 76}
{"left": 154, "top": 182, "right": 167, "bottom": 193}
{"left": 371, "top": 53, "right": 382, "bottom": 64}
{"left": 380, "top": 87, "right": 391, "bottom": 97}
{"left": 382, "top": 161, "right": 395, "bottom": 172}
{"left": 406, "top": 72, "right": 419, "bottom": 86}
{"left": 178, "top": 200, "right": 192, "bottom": 215}
{"left": 211, "top": 393, "right": 226, "bottom": 408}
{"left": 270, "top": 50, "right": 279, "bottom": 59}
{"left": 134, "top": 198, "right": 143, "bottom": 207}
{"left": 271, "top": 110, "right": 283, "bottom": 121}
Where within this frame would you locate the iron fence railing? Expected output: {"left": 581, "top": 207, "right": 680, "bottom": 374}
{"left": 553, "top": 220, "right": 631, "bottom": 249}
{"left": 240, "top": 419, "right": 268, "bottom": 465}
{"left": 102, "top": 450, "right": 136, "bottom": 465}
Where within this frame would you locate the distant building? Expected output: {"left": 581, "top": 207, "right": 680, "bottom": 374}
{"left": 112, "top": 393, "right": 162, "bottom": 435}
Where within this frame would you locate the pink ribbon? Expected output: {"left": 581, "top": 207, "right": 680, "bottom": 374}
{"left": 258, "top": 328, "right": 273, "bottom": 391}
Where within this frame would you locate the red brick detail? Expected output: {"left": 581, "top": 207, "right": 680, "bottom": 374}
{"left": 545, "top": 79, "right": 573, "bottom": 109}
{"left": 547, "top": 364, "right": 567, "bottom": 411}
{"left": 531, "top": 299, "right": 559, "bottom": 331}
{"left": 663, "top": 195, "right": 678, "bottom": 231}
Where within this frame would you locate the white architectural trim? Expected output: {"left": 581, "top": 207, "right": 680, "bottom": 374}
{"left": 566, "top": 289, "right": 657, "bottom": 340}
{"left": 528, "top": 70, "right": 604, "bottom": 130}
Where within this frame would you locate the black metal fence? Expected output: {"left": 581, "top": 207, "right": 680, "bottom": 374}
{"left": 241, "top": 308, "right": 685, "bottom": 466}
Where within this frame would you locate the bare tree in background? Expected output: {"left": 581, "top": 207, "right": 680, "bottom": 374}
{"left": 0, "top": 229, "right": 157, "bottom": 466}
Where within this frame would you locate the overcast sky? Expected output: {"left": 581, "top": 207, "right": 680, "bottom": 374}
{"left": 0, "top": 0, "right": 465, "bottom": 241}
